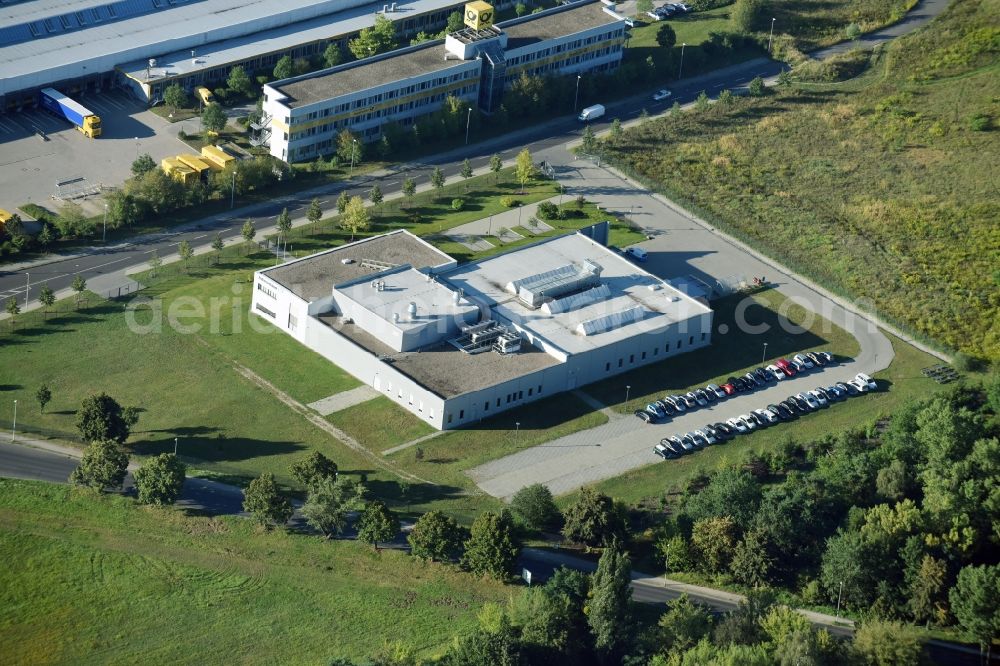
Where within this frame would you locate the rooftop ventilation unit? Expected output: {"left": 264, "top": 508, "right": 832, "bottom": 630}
{"left": 507, "top": 260, "right": 604, "bottom": 309}
{"left": 542, "top": 284, "right": 612, "bottom": 315}
{"left": 576, "top": 306, "right": 644, "bottom": 336}
{"left": 450, "top": 322, "right": 519, "bottom": 355}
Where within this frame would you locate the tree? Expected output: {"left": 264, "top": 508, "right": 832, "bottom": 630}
{"left": 610, "top": 118, "right": 622, "bottom": 139}
{"left": 950, "top": 564, "right": 1000, "bottom": 660}
{"left": 36, "top": 285, "right": 55, "bottom": 320}
{"left": 335, "top": 190, "right": 350, "bottom": 216}
{"left": 71, "top": 274, "right": 86, "bottom": 307}
{"left": 515, "top": 148, "right": 535, "bottom": 194}
{"left": 368, "top": 184, "right": 383, "bottom": 215}
{"left": 562, "top": 486, "right": 626, "bottom": 547}
{"left": 348, "top": 15, "right": 396, "bottom": 60}
{"left": 430, "top": 166, "right": 446, "bottom": 197}
{"left": 241, "top": 219, "right": 256, "bottom": 252}
{"left": 909, "top": 555, "right": 947, "bottom": 626}
{"left": 691, "top": 516, "right": 739, "bottom": 573}
{"left": 178, "top": 239, "right": 193, "bottom": 272}
{"left": 656, "top": 533, "right": 694, "bottom": 573}
{"left": 76, "top": 393, "right": 131, "bottom": 444}
{"left": 731, "top": 528, "right": 776, "bottom": 588}
{"left": 718, "top": 89, "right": 735, "bottom": 106}
{"left": 461, "top": 157, "right": 474, "bottom": 183}
{"left": 695, "top": 91, "right": 710, "bottom": 111}
{"left": 301, "top": 476, "right": 364, "bottom": 538}
{"left": 148, "top": 251, "right": 162, "bottom": 277}
{"left": 656, "top": 23, "right": 677, "bottom": 49}
{"left": 211, "top": 232, "right": 224, "bottom": 264}
{"left": 306, "top": 198, "right": 323, "bottom": 227}
{"left": 201, "top": 102, "right": 226, "bottom": 133}
{"left": 336, "top": 130, "right": 362, "bottom": 166}
{"left": 105, "top": 191, "right": 144, "bottom": 230}
{"left": 685, "top": 467, "right": 762, "bottom": 529}
{"left": 510, "top": 483, "right": 560, "bottom": 531}
{"left": 273, "top": 55, "right": 294, "bottom": 80}
{"left": 820, "top": 531, "right": 881, "bottom": 610}
{"left": 489, "top": 153, "right": 503, "bottom": 182}
{"left": 289, "top": 450, "right": 338, "bottom": 489}
{"left": 323, "top": 42, "right": 343, "bottom": 68}
{"left": 515, "top": 2, "right": 528, "bottom": 16}
{"left": 748, "top": 75, "right": 766, "bottom": 97}
{"left": 730, "top": 0, "right": 763, "bottom": 34}
{"left": 36, "top": 384, "right": 52, "bottom": 413}
{"left": 409, "top": 510, "right": 464, "bottom": 561}
{"left": 357, "top": 500, "right": 399, "bottom": 551}
{"left": 69, "top": 439, "right": 129, "bottom": 491}
{"left": 444, "top": 612, "right": 522, "bottom": 666}
{"left": 446, "top": 10, "right": 464, "bottom": 32}
{"left": 340, "top": 195, "right": 371, "bottom": 241}
{"left": 243, "top": 472, "right": 293, "bottom": 528}
{"left": 163, "top": 83, "right": 188, "bottom": 112}
{"left": 658, "top": 594, "right": 713, "bottom": 653}
{"left": 5, "top": 297, "right": 19, "bottom": 327}
{"left": 845, "top": 22, "right": 862, "bottom": 40}
{"left": 133, "top": 453, "right": 186, "bottom": 505}
{"left": 588, "top": 539, "right": 633, "bottom": 662}
{"left": 37, "top": 224, "right": 54, "bottom": 248}
{"left": 402, "top": 177, "right": 416, "bottom": 208}
{"left": 851, "top": 620, "right": 924, "bottom": 666}
{"left": 581, "top": 124, "right": 597, "bottom": 154}
{"left": 131, "top": 153, "right": 157, "bottom": 177}
{"left": 226, "top": 65, "right": 253, "bottom": 97}
{"left": 462, "top": 509, "right": 520, "bottom": 580}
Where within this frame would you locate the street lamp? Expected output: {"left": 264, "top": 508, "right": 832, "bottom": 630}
{"left": 678, "top": 43, "right": 687, "bottom": 80}
{"left": 465, "top": 107, "right": 472, "bottom": 145}
{"left": 350, "top": 138, "right": 358, "bottom": 176}
{"left": 517, "top": 203, "right": 523, "bottom": 227}
{"left": 836, "top": 581, "right": 844, "bottom": 617}
{"left": 10, "top": 400, "right": 16, "bottom": 445}
{"left": 768, "top": 18, "right": 776, "bottom": 53}
{"left": 174, "top": 437, "right": 179, "bottom": 455}
{"left": 515, "top": 421, "right": 521, "bottom": 437}
{"left": 573, "top": 74, "right": 582, "bottom": 113}
{"left": 24, "top": 272, "right": 29, "bottom": 308}
{"left": 230, "top": 171, "right": 236, "bottom": 209}
{"left": 558, "top": 183, "right": 564, "bottom": 205}
{"left": 103, "top": 202, "right": 108, "bottom": 243}
{"left": 761, "top": 342, "right": 768, "bottom": 364}
{"left": 625, "top": 385, "right": 631, "bottom": 404}
{"left": 487, "top": 213, "right": 493, "bottom": 236}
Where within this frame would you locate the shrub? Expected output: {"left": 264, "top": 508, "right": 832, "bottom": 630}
{"left": 500, "top": 195, "right": 518, "bottom": 208}
{"left": 537, "top": 201, "right": 559, "bottom": 219}
{"left": 968, "top": 113, "right": 991, "bottom": 131}
{"left": 574, "top": 195, "right": 586, "bottom": 209}
{"left": 213, "top": 87, "right": 228, "bottom": 101}
{"left": 451, "top": 198, "right": 464, "bottom": 211}
{"left": 952, "top": 352, "right": 982, "bottom": 372}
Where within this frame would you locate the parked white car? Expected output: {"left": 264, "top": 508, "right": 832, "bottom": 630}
{"left": 727, "top": 417, "right": 748, "bottom": 434}
{"left": 739, "top": 414, "right": 758, "bottom": 430}
{"left": 766, "top": 364, "right": 785, "bottom": 381}
{"left": 856, "top": 372, "right": 877, "bottom": 390}
{"left": 652, "top": 89, "right": 673, "bottom": 101}
{"left": 849, "top": 378, "right": 870, "bottom": 393}
{"left": 754, "top": 408, "right": 779, "bottom": 424}
{"left": 797, "top": 392, "right": 820, "bottom": 410}
{"left": 694, "top": 429, "right": 717, "bottom": 445}
{"left": 808, "top": 390, "right": 828, "bottom": 406}
{"left": 793, "top": 353, "right": 815, "bottom": 370}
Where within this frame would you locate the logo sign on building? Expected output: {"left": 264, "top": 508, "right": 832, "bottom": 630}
{"left": 522, "top": 568, "right": 532, "bottom": 586}
{"left": 464, "top": 1, "right": 494, "bottom": 31}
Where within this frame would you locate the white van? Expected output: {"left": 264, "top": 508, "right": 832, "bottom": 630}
{"left": 625, "top": 246, "right": 647, "bottom": 262}
{"left": 578, "top": 104, "right": 605, "bottom": 122}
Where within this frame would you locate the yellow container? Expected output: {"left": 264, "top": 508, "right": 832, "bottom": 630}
{"left": 200, "top": 145, "right": 235, "bottom": 170}
{"left": 177, "top": 153, "right": 212, "bottom": 180}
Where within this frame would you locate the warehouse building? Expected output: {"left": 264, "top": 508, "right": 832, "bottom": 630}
{"left": 251, "top": 228, "right": 713, "bottom": 429}
{"left": 262, "top": 0, "right": 626, "bottom": 162}
{"left": 0, "top": 0, "right": 483, "bottom": 110}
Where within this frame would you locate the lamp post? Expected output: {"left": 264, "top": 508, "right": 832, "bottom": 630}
{"left": 515, "top": 421, "right": 520, "bottom": 437}
{"left": 762, "top": 342, "right": 768, "bottom": 364}
{"left": 625, "top": 384, "right": 631, "bottom": 404}
{"left": 836, "top": 581, "right": 844, "bottom": 617}
{"left": 174, "top": 437, "right": 179, "bottom": 455}
{"left": 230, "top": 171, "right": 236, "bottom": 209}
{"left": 487, "top": 213, "right": 493, "bottom": 236}
{"left": 350, "top": 138, "right": 358, "bottom": 176}
{"left": 768, "top": 18, "right": 776, "bottom": 53}
{"left": 558, "top": 183, "right": 564, "bottom": 205}
{"left": 465, "top": 107, "right": 472, "bottom": 145}
{"left": 103, "top": 203, "right": 108, "bottom": 243}
{"left": 573, "top": 74, "right": 582, "bottom": 113}
{"left": 24, "top": 272, "right": 29, "bottom": 308}
{"left": 10, "top": 400, "right": 16, "bottom": 445}
{"left": 517, "top": 203, "right": 523, "bottom": 227}
{"left": 678, "top": 43, "right": 687, "bottom": 80}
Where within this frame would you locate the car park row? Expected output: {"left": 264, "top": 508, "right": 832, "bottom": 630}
{"left": 636, "top": 352, "right": 879, "bottom": 459}
{"left": 646, "top": 2, "right": 691, "bottom": 21}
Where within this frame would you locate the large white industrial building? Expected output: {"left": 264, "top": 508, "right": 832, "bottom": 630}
{"left": 251, "top": 228, "right": 713, "bottom": 429}
{"left": 0, "top": 0, "right": 482, "bottom": 109}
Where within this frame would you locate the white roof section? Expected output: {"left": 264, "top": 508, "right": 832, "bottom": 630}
{"left": 443, "top": 234, "right": 712, "bottom": 356}
{"left": 336, "top": 266, "right": 477, "bottom": 333}
{"left": 118, "top": 0, "right": 459, "bottom": 81}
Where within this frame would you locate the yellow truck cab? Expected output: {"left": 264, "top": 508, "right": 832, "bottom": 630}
{"left": 195, "top": 87, "right": 215, "bottom": 106}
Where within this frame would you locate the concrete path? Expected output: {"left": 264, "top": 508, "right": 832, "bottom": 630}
{"left": 444, "top": 196, "right": 555, "bottom": 240}
{"left": 307, "top": 385, "right": 380, "bottom": 416}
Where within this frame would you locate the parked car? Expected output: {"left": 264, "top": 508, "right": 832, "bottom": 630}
{"left": 694, "top": 389, "right": 711, "bottom": 405}
{"left": 766, "top": 364, "right": 786, "bottom": 381}
{"left": 788, "top": 395, "right": 810, "bottom": 412}
{"left": 655, "top": 399, "right": 675, "bottom": 416}
{"left": 775, "top": 359, "right": 797, "bottom": 376}
{"left": 701, "top": 386, "right": 718, "bottom": 402}
{"left": 634, "top": 409, "right": 653, "bottom": 423}
{"left": 707, "top": 384, "right": 727, "bottom": 399}
{"left": 739, "top": 414, "right": 758, "bottom": 431}
{"left": 826, "top": 385, "right": 846, "bottom": 401}
{"left": 713, "top": 422, "right": 735, "bottom": 439}
{"left": 694, "top": 429, "right": 717, "bottom": 445}
{"left": 754, "top": 367, "right": 773, "bottom": 383}
{"left": 683, "top": 393, "right": 698, "bottom": 408}
{"left": 671, "top": 435, "right": 694, "bottom": 452}
{"left": 747, "top": 410, "right": 768, "bottom": 427}
{"left": 705, "top": 424, "right": 727, "bottom": 441}
{"left": 849, "top": 378, "right": 870, "bottom": 393}
{"left": 744, "top": 372, "right": 764, "bottom": 388}
{"left": 727, "top": 417, "right": 749, "bottom": 434}
{"left": 646, "top": 402, "right": 667, "bottom": 419}
{"left": 652, "top": 89, "right": 672, "bottom": 101}
{"left": 646, "top": 10, "right": 664, "bottom": 20}
{"left": 837, "top": 381, "right": 859, "bottom": 396}
{"left": 768, "top": 404, "right": 791, "bottom": 421}
{"left": 793, "top": 353, "right": 815, "bottom": 370}
{"left": 796, "top": 392, "right": 820, "bottom": 410}
{"left": 791, "top": 359, "right": 809, "bottom": 373}
{"left": 661, "top": 438, "right": 684, "bottom": 455}
{"left": 856, "top": 372, "right": 877, "bottom": 390}
{"left": 812, "top": 386, "right": 832, "bottom": 402}
{"left": 665, "top": 395, "right": 686, "bottom": 412}
{"left": 654, "top": 442, "right": 676, "bottom": 459}
{"left": 816, "top": 351, "right": 834, "bottom": 364}
{"left": 807, "top": 390, "right": 828, "bottom": 407}
{"left": 684, "top": 432, "right": 705, "bottom": 449}
{"left": 806, "top": 352, "right": 826, "bottom": 367}
{"left": 721, "top": 382, "right": 737, "bottom": 395}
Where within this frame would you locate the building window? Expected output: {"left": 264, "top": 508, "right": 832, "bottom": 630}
{"left": 642, "top": 351, "right": 646, "bottom": 360}
{"left": 518, "top": 391, "right": 523, "bottom": 400}
{"left": 254, "top": 303, "right": 275, "bottom": 318}
{"left": 665, "top": 342, "right": 670, "bottom": 352}
{"left": 618, "top": 358, "right": 623, "bottom": 368}
{"left": 678, "top": 339, "right": 683, "bottom": 349}
{"left": 459, "top": 409, "right": 465, "bottom": 419}
{"left": 538, "top": 385, "right": 543, "bottom": 394}
{"left": 287, "top": 313, "right": 297, "bottom": 330}
{"left": 528, "top": 388, "right": 533, "bottom": 396}
{"left": 448, "top": 413, "right": 453, "bottom": 424}
{"left": 497, "top": 398, "right": 501, "bottom": 407}
{"left": 484, "top": 401, "right": 489, "bottom": 411}
{"left": 629, "top": 354, "right": 634, "bottom": 364}
{"left": 701, "top": 332, "right": 706, "bottom": 341}
{"left": 256, "top": 282, "right": 277, "bottom": 299}
{"left": 689, "top": 336, "right": 694, "bottom": 345}
{"left": 605, "top": 362, "right": 611, "bottom": 371}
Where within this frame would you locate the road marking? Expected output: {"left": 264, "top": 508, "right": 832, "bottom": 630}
{"left": 191, "top": 234, "right": 207, "bottom": 240}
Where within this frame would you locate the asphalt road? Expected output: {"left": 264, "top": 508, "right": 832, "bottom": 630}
{"left": 0, "top": 438, "right": 245, "bottom": 515}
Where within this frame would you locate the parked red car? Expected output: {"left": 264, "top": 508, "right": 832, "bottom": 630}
{"left": 775, "top": 359, "right": 797, "bottom": 377}
{"left": 721, "top": 383, "right": 736, "bottom": 396}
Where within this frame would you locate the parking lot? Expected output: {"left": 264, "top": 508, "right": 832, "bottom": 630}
{"left": 0, "top": 89, "right": 190, "bottom": 215}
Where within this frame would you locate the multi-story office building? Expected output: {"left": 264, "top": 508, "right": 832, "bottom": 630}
{"left": 263, "top": 0, "right": 626, "bottom": 162}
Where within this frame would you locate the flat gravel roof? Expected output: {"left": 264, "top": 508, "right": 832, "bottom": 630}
{"left": 501, "top": 1, "right": 618, "bottom": 50}
{"left": 262, "top": 231, "right": 453, "bottom": 300}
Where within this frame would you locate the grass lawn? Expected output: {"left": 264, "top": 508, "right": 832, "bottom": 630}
{"left": 586, "top": 289, "right": 860, "bottom": 414}
{"left": 0, "top": 479, "right": 507, "bottom": 664}
{"left": 564, "top": 329, "right": 945, "bottom": 511}
{"left": 602, "top": 0, "right": 1000, "bottom": 361}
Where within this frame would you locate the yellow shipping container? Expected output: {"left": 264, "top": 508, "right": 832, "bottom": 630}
{"left": 200, "top": 145, "right": 235, "bottom": 171}
{"left": 176, "top": 154, "right": 212, "bottom": 180}
{"left": 161, "top": 157, "right": 198, "bottom": 185}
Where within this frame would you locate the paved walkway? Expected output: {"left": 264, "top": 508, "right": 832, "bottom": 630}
{"left": 307, "top": 385, "right": 380, "bottom": 416}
